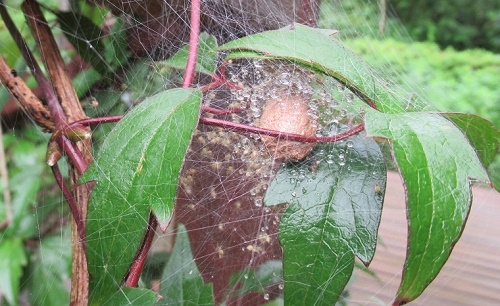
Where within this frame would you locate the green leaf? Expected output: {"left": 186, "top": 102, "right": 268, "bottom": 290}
{"left": 27, "top": 231, "right": 71, "bottom": 306}
{"left": 227, "top": 260, "right": 282, "bottom": 300}
{"left": 81, "top": 88, "right": 201, "bottom": 303}
{"left": 364, "top": 111, "right": 490, "bottom": 304}
{"left": 104, "top": 17, "right": 131, "bottom": 70}
{"left": 7, "top": 156, "right": 43, "bottom": 238}
{"left": 57, "top": 12, "right": 109, "bottom": 76}
{"left": 0, "top": 238, "right": 27, "bottom": 306}
{"left": 105, "top": 288, "right": 158, "bottom": 305}
{"left": 73, "top": 68, "right": 102, "bottom": 98}
{"left": 217, "top": 23, "right": 424, "bottom": 113}
{"left": 265, "top": 128, "right": 386, "bottom": 304}
{"left": 442, "top": 113, "right": 500, "bottom": 190}
{"left": 156, "top": 32, "right": 218, "bottom": 75}
{"left": 159, "top": 224, "right": 214, "bottom": 306}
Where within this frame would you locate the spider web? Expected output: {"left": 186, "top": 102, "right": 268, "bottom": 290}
{"left": 1, "top": 0, "right": 499, "bottom": 305}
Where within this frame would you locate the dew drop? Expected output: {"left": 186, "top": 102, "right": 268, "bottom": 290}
{"left": 347, "top": 141, "right": 354, "bottom": 148}
{"left": 244, "top": 274, "right": 249, "bottom": 279}
{"left": 263, "top": 293, "right": 270, "bottom": 301}
{"left": 278, "top": 283, "right": 284, "bottom": 290}
{"left": 279, "top": 72, "right": 291, "bottom": 85}
{"left": 291, "top": 191, "right": 297, "bottom": 197}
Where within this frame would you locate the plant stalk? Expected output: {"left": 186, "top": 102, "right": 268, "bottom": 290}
{"left": 201, "top": 117, "right": 365, "bottom": 143}
{"left": 0, "top": 124, "right": 12, "bottom": 230}
{"left": 181, "top": 0, "right": 201, "bottom": 88}
{"left": 124, "top": 212, "right": 158, "bottom": 287}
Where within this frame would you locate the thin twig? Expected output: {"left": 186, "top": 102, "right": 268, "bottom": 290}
{"left": 66, "top": 115, "right": 124, "bottom": 130}
{"left": 57, "top": 135, "right": 89, "bottom": 174}
{"left": 22, "top": 0, "right": 86, "bottom": 123}
{"left": 0, "top": 55, "right": 55, "bottom": 131}
{"left": 124, "top": 212, "right": 158, "bottom": 287}
{"left": 0, "top": 0, "right": 66, "bottom": 128}
{"left": 0, "top": 124, "right": 12, "bottom": 230}
{"left": 378, "top": 0, "right": 387, "bottom": 35}
{"left": 201, "top": 74, "right": 242, "bottom": 92}
{"left": 201, "top": 117, "right": 365, "bottom": 143}
{"left": 51, "top": 164, "right": 86, "bottom": 245}
{"left": 181, "top": 0, "right": 201, "bottom": 88}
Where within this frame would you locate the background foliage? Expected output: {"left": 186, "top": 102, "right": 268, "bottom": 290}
{"left": 391, "top": 0, "right": 500, "bottom": 53}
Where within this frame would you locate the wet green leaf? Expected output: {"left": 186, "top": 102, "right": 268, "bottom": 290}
{"left": 265, "top": 128, "right": 386, "bottom": 304}
{"left": 57, "top": 12, "right": 108, "bottom": 76}
{"left": 442, "top": 113, "right": 500, "bottom": 191}
{"left": 218, "top": 23, "right": 425, "bottom": 113}
{"left": 104, "top": 288, "right": 158, "bottom": 305}
{"left": 227, "top": 260, "right": 282, "bottom": 299}
{"left": 159, "top": 224, "right": 214, "bottom": 306}
{"left": 0, "top": 238, "right": 27, "bottom": 306}
{"left": 364, "top": 111, "right": 490, "bottom": 304}
{"left": 442, "top": 113, "right": 500, "bottom": 168}
{"left": 156, "top": 32, "right": 218, "bottom": 75}
{"left": 81, "top": 88, "right": 201, "bottom": 303}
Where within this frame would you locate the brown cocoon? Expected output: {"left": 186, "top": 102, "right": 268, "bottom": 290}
{"left": 258, "top": 94, "right": 317, "bottom": 161}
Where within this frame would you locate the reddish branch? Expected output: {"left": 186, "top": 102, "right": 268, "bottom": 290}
{"left": 124, "top": 212, "right": 158, "bottom": 287}
{"left": 201, "top": 117, "right": 365, "bottom": 143}
{"left": 52, "top": 164, "right": 86, "bottom": 244}
{"left": 0, "top": 0, "right": 67, "bottom": 128}
{"left": 125, "top": 0, "right": 201, "bottom": 286}
{"left": 66, "top": 115, "right": 124, "bottom": 129}
{"left": 181, "top": 0, "right": 201, "bottom": 88}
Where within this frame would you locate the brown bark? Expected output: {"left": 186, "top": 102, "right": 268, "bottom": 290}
{"left": 0, "top": 56, "right": 54, "bottom": 131}
{"left": 22, "top": 0, "right": 92, "bottom": 304}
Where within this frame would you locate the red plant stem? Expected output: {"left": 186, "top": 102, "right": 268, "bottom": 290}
{"left": 67, "top": 114, "right": 363, "bottom": 144}
{"left": 66, "top": 115, "right": 124, "bottom": 130}
{"left": 181, "top": 0, "right": 201, "bottom": 88}
{"left": 52, "top": 164, "right": 86, "bottom": 245}
{"left": 58, "top": 136, "right": 88, "bottom": 174}
{"left": 200, "top": 117, "right": 365, "bottom": 142}
{"left": 201, "top": 74, "right": 243, "bottom": 92}
{"left": 124, "top": 212, "right": 158, "bottom": 287}
{"left": 0, "top": 0, "right": 67, "bottom": 128}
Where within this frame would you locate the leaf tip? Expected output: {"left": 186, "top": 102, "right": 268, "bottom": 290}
{"left": 392, "top": 298, "right": 410, "bottom": 306}
{"left": 159, "top": 222, "right": 169, "bottom": 233}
